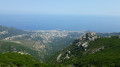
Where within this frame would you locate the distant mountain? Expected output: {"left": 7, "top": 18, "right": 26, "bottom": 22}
{"left": 97, "top": 32, "right": 120, "bottom": 37}
{"left": 0, "top": 25, "right": 27, "bottom": 39}
{"left": 46, "top": 32, "right": 120, "bottom": 67}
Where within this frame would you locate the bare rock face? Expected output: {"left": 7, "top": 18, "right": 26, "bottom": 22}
{"left": 119, "top": 35, "right": 120, "bottom": 38}
{"left": 78, "top": 32, "right": 98, "bottom": 41}
{"left": 76, "top": 32, "right": 98, "bottom": 50}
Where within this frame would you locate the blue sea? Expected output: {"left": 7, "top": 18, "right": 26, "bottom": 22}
{"left": 0, "top": 14, "right": 120, "bottom": 32}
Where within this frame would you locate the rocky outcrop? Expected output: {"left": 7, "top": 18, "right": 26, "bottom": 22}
{"left": 56, "top": 32, "right": 99, "bottom": 61}
{"left": 57, "top": 54, "right": 62, "bottom": 61}
{"left": 78, "top": 32, "right": 98, "bottom": 41}
{"left": 76, "top": 32, "right": 98, "bottom": 51}
{"left": 0, "top": 31, "right": 8, "bottom": 35}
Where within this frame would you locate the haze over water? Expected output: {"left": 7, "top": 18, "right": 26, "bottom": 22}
{"left": 0, "top": 0, "right": 120, "bottom": 32}
{"left": 0, "top": 15, "right": 120, "bottom": 32}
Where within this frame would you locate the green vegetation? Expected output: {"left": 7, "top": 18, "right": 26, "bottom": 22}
{"left": 1, "top": 25, "right": 120, "bottom": 67}
{"left": 0, "top": 25, "right": 84, "bottom": 62}
{"left": 0, "top": 35, "right": 120, "bottom": 67}
{"left": 0, "top": 40, "right": 42, "bottom": 60}
{"left": 0, "top": 52, "right": 55, "bottom": 67}
{"left": 47, "top": 37, "right": 120, "bottom": 67}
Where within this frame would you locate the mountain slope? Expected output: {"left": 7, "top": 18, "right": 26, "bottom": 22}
{"left": 0, "top": 25, "right": 85, "bottom": 61}
{"left": 0, "top": 25, "right": 27, "bottom": 39}
{"left": 0, "top": 40, "right": 41, "bottom": 60}
{"left": 0, "top": 52, "right": 55, "bottom": 67}
{"left": 46, "top": 32, "right": 120, "bottom": 67}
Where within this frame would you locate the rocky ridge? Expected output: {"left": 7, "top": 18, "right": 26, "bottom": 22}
{"left": 56, "top": 32, "right": 99, "bottom": 61}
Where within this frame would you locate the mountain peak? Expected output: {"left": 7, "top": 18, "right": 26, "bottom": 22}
{"left": 55, "top": 32, "right": 99, "bottom": 62}
{"left": 79, "top": 32, "right": 98, "bottom": 41}
{"left": 76, "top": 32, "right": 98, "bottom": 49}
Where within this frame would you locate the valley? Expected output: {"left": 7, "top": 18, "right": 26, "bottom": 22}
{"left": 0, "top": 0, "right": 120, "bottom": 67}
{"left": 0, "top": 25, "right": 85, "bottom": 61}
{"left": 0, "top": 25, "right": 120, "bottom": 67}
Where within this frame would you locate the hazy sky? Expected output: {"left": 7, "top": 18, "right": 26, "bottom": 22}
{"left": 0, "top": 0, "right": 120, "bottom": 32}
{"left": 0, "top": 0, "right": 120, "bottom": 16}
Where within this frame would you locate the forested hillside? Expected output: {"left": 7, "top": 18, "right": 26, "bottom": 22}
{"left": 46, "top": 33, "right": 120, "bottom": 67}
{"left": 0, "top": 52, "right": 55, "bottom": 67}
{"left": 0, "top": 40, "right": 41, "bottom": 60}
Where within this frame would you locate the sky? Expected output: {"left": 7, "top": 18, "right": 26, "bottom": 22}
{"left": 0, "top": 0, "right": 120, "bottom": 32}
{"left": 0, "top": 0, "right": 120, "bottom": 16}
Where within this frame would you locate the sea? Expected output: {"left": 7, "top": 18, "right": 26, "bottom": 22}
{"left": 0, "top": 14, "right": 120, "bottom": 32}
